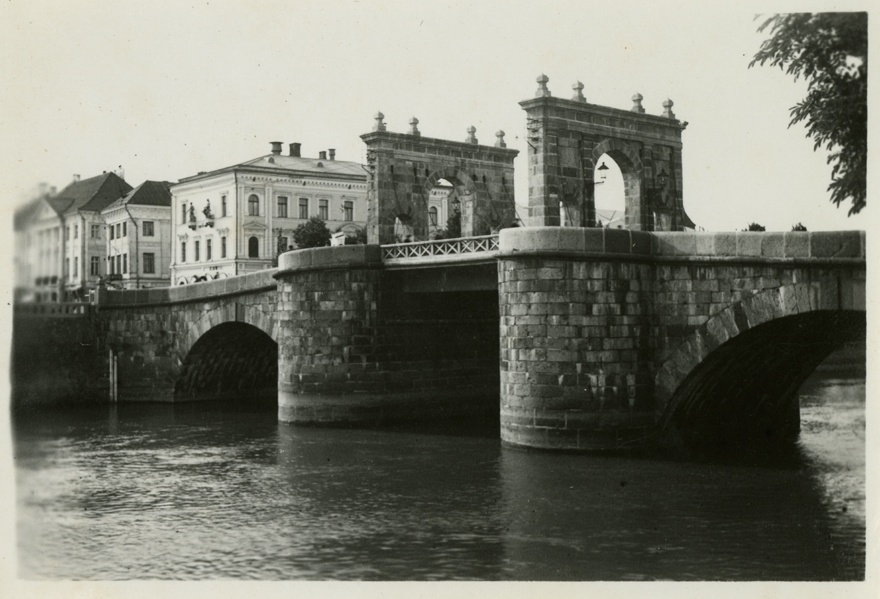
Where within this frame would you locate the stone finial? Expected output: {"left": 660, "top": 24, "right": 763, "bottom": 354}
{"left": 535, "top": 73, "right": 551, "bottom": 98}
{"left": 631, "top": 93, "right": 645, "bottom": 113}
{"left": 466, "top": 126, "right": 478, "bottom": 144}
{"left": 662, "top": 98, "right": 676, "bottom": 119}
{"left": 571, "top": 81, "right": 586, "bottom": 103}
{"left": 495, "top": 130, "right": 506, "bottom": 148}
{"left": 409, "top": 116, "right": 420, "bottom": 137}
{"left": 374, "top": 111, "right": 386, "bottom": 132}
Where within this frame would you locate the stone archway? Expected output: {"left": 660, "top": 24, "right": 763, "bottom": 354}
{"left": 519, "top": 75, "right": 695, "bottom": 231}
{"left": 361, "top": 116, "right": 518, "bottom": 244}
{"left": 592, "top": 139, "right": 643, "bottom": 230}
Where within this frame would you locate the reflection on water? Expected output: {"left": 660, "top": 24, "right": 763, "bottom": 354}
{"left": 13, "top": 372, "right": 864, "bottom": 580}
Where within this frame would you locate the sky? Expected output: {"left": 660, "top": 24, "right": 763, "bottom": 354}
{"left": 0, "top": 0, "right": 873, "bottom": 233}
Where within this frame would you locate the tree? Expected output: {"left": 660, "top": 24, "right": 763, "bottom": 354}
{"left": 293, "top": 216, "right": 331, "bottom": 248}
{"left": 791, "top": 222, "right": 808, "bottom": 231}
{"left": 445, "top": 210, "right": 462, "bottom": 238}
{"left": 745, "top": 223, "right": 766, "bottom": 232}
{"left": 750, "top": 13, "right": 867, "bottom": 215}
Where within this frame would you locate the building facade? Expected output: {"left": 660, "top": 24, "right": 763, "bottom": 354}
{"left": 101, "top": 181, "right": 173, "bottom": 289}
{"left": 170, "top": 142, "right": 367, "bottom": 285}
{"left": 14, "top": 172, "right": 132, "bottom": 302}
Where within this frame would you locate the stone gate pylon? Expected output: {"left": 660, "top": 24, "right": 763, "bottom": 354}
{"left": 520, "top": 74, "right": 695, "bottom": 231}
{"left": 361, "top": 113, "right": 519, "bottom": 245}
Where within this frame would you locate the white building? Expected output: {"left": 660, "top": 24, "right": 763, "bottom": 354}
{"left": 14, "top": 172, "right": 132, "bottom": 302}
{"left": 101, "top": 181, "right": 173, "bottom": 289}
{"left": 171, "top": 142, "right": 368, "bottom": 285}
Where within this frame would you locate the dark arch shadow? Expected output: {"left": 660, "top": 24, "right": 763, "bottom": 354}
{"left": 175, "top": 322, "right": 278, "bottom": 404}
{"left": 660, "top": 310, "right": 865, "bottom": 460}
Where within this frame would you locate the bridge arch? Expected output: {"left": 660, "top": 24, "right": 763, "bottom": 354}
{"left": 655, "top": 284, "right": 865, "bottom": 453}
{"left": 178, "top": 301, "right": 278, "bottom": 366}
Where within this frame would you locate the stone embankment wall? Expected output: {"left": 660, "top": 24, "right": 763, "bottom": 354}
{"left": 11, "top": 307, "right": 108, "bottom": 407}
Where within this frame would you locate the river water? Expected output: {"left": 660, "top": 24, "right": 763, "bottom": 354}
{"left": 12, "top": 369, "right": 865, "bottom": 581}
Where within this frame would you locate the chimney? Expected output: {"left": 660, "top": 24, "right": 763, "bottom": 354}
{"left": 290, "top": 142, "right": 301, "bottom": 157}
{"left": 73, "top": 174, "right": 81, "bottom": 182}
{"left": 270, "top": 141, "right": 283, "bottom": 155}
{"left": 319, "top": 151, "right": 327, "bottom": 160}
{"left": 328, "top": 148, "right": 336, "bottom": 160}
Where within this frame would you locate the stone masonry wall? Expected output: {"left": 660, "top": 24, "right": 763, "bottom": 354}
{"left": 98, "top": 269, "right": 278, "bottom": 402}
{"left": 498, "top": 227, "right": 866, "bottom": 451}
{"left": 276, "top": 244, "right": 499, "bottom": 424}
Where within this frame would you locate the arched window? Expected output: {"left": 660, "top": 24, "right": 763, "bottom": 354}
{"left": 248, "top": 194, "right": 259, "bottom": 216}
{"left": 428, "top": 206, "right": 438, "bottom": 227}
{"left": 248, "top": 236, "right": 259, "bottom": 258}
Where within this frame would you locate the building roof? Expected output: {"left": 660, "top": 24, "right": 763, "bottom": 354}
{"left": 177, "top": 153, "right": 366, "bottom": 185}
{"left": 55, "top": 172, "right": 133, "bottom": 215}
{"left": 104, "top": 180, "right": 172, "bottom": 211}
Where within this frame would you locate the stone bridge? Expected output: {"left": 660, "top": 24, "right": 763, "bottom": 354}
{"left": 95, "top": 228, "right": 865, "bottom": 453}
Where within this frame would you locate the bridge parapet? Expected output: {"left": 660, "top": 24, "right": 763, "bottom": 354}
{"left": 94, "top": 269, "right": 278, "bottom": 308}
{"left": 499, "top": 227, "right": 865, "bottom": 264}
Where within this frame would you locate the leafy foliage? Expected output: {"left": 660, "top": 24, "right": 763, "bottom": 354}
{"left": 293, "top": 216, "right": 331, "bottom": 248}
{"left": 750, "top": 13, "right": 867, "bottom": 215}
{"left": 791, "top": 222, "right": 808, "bottom": 231}
{"left": 745, "top": 223, "right": 767, "bottom": 232}
{"left": 343, "top": 227, "right": 368, "bottom": 245}
{"left": 445, "top": 210, "right": 462, "bottom": 238}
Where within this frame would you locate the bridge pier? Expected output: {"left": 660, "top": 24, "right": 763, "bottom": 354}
{"left": 497, "top": 227, "right": 657, "bottom": 450}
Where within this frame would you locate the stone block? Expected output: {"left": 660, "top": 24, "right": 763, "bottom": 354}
{"left": 712, "top": 233, "right": 736, "bottom": 256}
{"left": 760, "top": 233, "right": 784, "bottom": 258}
{"left": 736, "top": 232, "right": 763, "bottom": 257}
{"left": 630, "top": 231, "right": 651, "bottom": 255}
{"left": 783, "top": 232, "right": 809, "bottom": 258}
{"left": 604, "top": 228, "right": 631, "bottom": 254}
{"left": 810, "top": 231, "right": 863, "bottom": 258}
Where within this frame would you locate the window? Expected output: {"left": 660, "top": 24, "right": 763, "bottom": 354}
{"left": 299, "top": 198, "right": 309, "bottom": 219}
{"left": 248, "top": 194, "right": 259, "bottom": 216}
{"left": 343, "top": 200, "right": 353, "bottom": 221}
{"left": 122, "top": 253, "right": 127, "bottom": 274}
{"left": 182, "top": 202, "right": 187, "bottom": 221}
{"left": 74, "top": 224, "right": 78, "bottom": 239}
{"left": 181, "top": 241, "right": 187, "bottom": 263}
{"left": 122, "top": 222, "right": 127, "bottom": 237}
{"left": 429, "top": 207, "right": 438, "bottom": 226}
{"left": 91, "top": 224, "right": 100, "bottom": 239}
{"left": 116, "top": 255, "right": 122, "bottom": 275}
{"left": 108, "top": 256, "right": 114, "bottom": 275}
{"left": 221, "top": 195, "right": 227, "bottom": 217}
{"left": 64, "top": 258, "right": 69, "bottom": 277}
{"left": 143, "top": 253, "right": 155, "bottom": 274}
{"left": 115, "top": 224, "right": 120, "bottom": 239}
{"left": 110, "top": 226, "right": 115, "bottom": 240}
{"left": 206, "top": 239, "right": 212, "bottom": 261}
{"left": 277, "top": 196, "right": 289, "bottom": 218}
{"left": 319, "top": 199, "right": 328, "bottom": 220}
{"left": 221, "top": 236, "right": 227, "bottom": 258}
{"left": 90, "top": 256, "right": 100, "bottom": 276}
{"left": 74, "top": 257, "right": 79, "bottom": 278}
{"left": 195, "top": 240, "right": 200, "bottom": 261}
{"left": 248, "top": 236, "right": 259, "bottom": 258}
{"left": 143, "top": 221, "right": 154, "bottom": 236}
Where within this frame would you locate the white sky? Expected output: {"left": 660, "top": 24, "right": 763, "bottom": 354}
{"left": 0, "top": 0, "right": 873, "bottom": 232}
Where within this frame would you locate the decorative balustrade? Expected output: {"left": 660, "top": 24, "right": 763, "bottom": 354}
{"left": 382, "top": 235, "right": 499, "bottom": 263}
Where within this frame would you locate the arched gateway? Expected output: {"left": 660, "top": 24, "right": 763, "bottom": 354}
{"left": 520, "top": 75, "right": 695, "bottom": 231}
{"left": 360, "top": 113, "right": 519, "bottom": 244}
